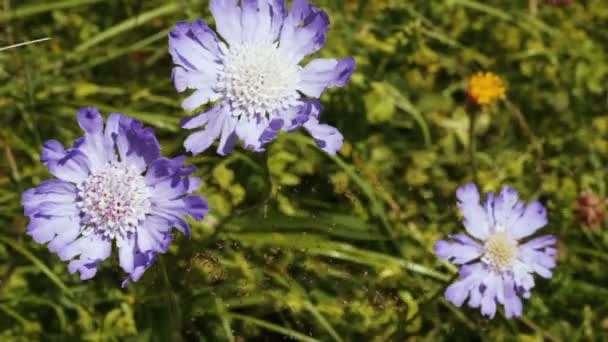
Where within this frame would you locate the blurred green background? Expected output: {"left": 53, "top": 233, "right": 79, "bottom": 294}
{"left": 1, "top": 0, "right": 608, "bottom": 340}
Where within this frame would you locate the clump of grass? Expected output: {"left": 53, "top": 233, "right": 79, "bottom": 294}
{"left": 0, "top": 0, "right": 607, "bottom": 340}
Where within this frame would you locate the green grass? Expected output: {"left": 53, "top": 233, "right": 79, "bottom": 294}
{"left": 1, "top": 0, "right": 608, "bottom": 340}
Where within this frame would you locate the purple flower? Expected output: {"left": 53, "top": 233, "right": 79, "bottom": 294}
{"left": 22, "top": 108, "right": 208, "bottom": 286}
{"left": 435, "top": 183, "right": 557, "bottom": 318}
{"left": 169, "top": 0, "right": 355, "bottom": 156}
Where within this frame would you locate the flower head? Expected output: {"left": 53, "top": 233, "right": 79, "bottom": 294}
{"left": 22, "top": 108, "right": 208, "bottom": 286}
{"left": 467, "top": 72, "right": 506, "bottom": 106}
{"left": 169, "top": 0, "right": 356, "bottom": 156}
{"left": 435, "top": 183, "right": 557, "bottom": 318}
{"left": 575, "top": 192, "right": 606, "bottom": 228}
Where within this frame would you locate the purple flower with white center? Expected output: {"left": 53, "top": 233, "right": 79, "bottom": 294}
{"left": 435, "top": 183, "right": 557, "bottom": 319}
{"left": 22, "top": 108, "right": 208, "bottom": 286}
{"left": 169, "top": 0, "right": 355, "bottom": 156}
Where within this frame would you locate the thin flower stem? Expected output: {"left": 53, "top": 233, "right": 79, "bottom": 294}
{"left": 159, "top": 256, "right": 182, "bottom": 340}
{"left": 404, "top": 272, "right": 459, "bottom": 326}
{"left": 529, "top": 0, "right": 539, "bottom": 15}
{"left": 504, "top": 99, "right": 544, "bottom": 164}
{"left": 467, "top": 106, "right": 478, "bottom": 183}
{"left": 0, "top": 37, "right": 51, "bottom": 52}
{"left": 518, "top": 317, "right": 561, "bottom": 342}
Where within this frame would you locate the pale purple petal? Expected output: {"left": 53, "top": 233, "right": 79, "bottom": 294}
{"left": 434, "top": 236, "right": 482, "bottom": 265}
{"left": 297, "top": 57, "right": 356, "bottom": 97}
{"left": 144, "top": 156, "right": 190, "bottom": 186}
{"left": 76, "top": 108, "right": 114, "bottom": 172}
{"left": 502, "top": 274, "right": 523, "bottom": 318}
{"left": 61, "top": 234, "right": 112, "bottom": 280}
{"left": 183, "top": 105, "right": 227, "bottom": 155}
{"left": 492, "top": 186, "right": 523, "bottom": 229}
{"left": 519, "top": 235, "right": 557, "bottom": 279}
{"left": 279, "top": 0, "right": 329, "bottom": 63}
{"left": 217, "top": 116, "right": 238, "bottom": 155}
{"left": 104, "top": 113, "right": 160, "bottom": 172}
{"left": 510, "top": 201, "right": 548, "bottom": 240}
{"left": 182, "top": 88, "right": 223, "bottom": 111}
{"left": 118, "top": 236, "right": 136, "bottom": 274}
{"left": 121, "top": 252, "right": 156, "bottom": 287}
{"left": 169, "top": 21, "right": 222, "bottom": 72}
{"left": 456, "top": 183, "right": 490, "bottom": 240}
{"left": 303, "top": 117, "right": 343, "bottom": 155}
{"left": 210, "top": 0, "right": 243, "bottom": 45}
{"left": 41, "top": 140, "right": 66, "bottom": 164}
{"left": 235, "top": 115, "right": 269, "bottom": 151}
{"left": 480, "top": 273, "right": 501, "bottom": 318}
{"left": 172, "top": 67, "right": 218, "bottom": 94}
{"left": 27, "top": 216, "right": 80, "bottom": 245}
{"left": 22, "top": 180, "right": 77, "bottom": 216}
{"left": 138, "top": 215, "right": 173, "bottom": 252}
{"left": 444, "top": 263, "right": 485, "bottom": 307}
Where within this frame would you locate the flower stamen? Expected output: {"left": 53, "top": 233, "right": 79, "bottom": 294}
{"left": 218, "top": 42, "right": 300, "bottom": 119}
{"left": 77, "top": 161, "right": 150, "bottom": 240}
{"left": 483, "top": 231, "right": 518, "bottom": 271}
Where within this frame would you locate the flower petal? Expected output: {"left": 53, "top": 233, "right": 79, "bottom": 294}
{"left": 217, "top": 115, "right": 238, "bottom": 156}
{"left": 182, "top": 87, "right": 223, "bottom": 111}
{"left": 297, "top": 57, "right": 356, "bottom": 97}
{"left": 121, "top": 251, "right": 156, "bottom": 287}
{"left": 138, "top": 215, "right": 173, "bottom": 252}
{"left": 60, "top": 234, "right": 112, "bottom": 280}
{"left": 169, "top": 20, "right": 222, "bottom": 72}
{"left": 172, "top": 66, "right": 218, "bottom": 94}
{"left": 434, "top": 236, "right": 482, "bottom": 265}
{"left": 493, "top": 186, "right": 524, "bottom": 229}
{"left": 210, "top": 0, "right": 243, "bottom": 45}
{"left": 46, "top": 150, "right": 91, "bottom": 184}
{"left": 456, "top": 183, "right": 490, "bottom": 240}
{"left": 445, "top": 264, "right": 485, "bottom": 307}
{"left": 118, "top": 236, "right": 136, "bottom": 274}
{"left": 519, "top": 235, "right": 557, "bottom": 279}
{"left": 22, "top": 180, "right": 77, "bottom": 217}
{"left": 279, "top": 0, "right": 330, "bottom": 63}
{"left": 41, "top": 140, "right": 66, "bottom": 164}
{"left": 27, "top": 216, "right": 80, "bottom": 245}
{"left": 76, "top": 107, "right": 114, "bottom": 172}
{"left": 183, "top": 104, "right": 227, "bottom": 155}
{"left": 303, "top": 117, "right": 343, "bottom": 155}
{"left": 106, "top": 114, "right": 161, "bottom": 171}
{"left": 236, "top": 115, "right": 269, "bottom": 152}
{"left": 480, "top": 273, "right": 502, "bottom": 318}
{"left": 502, "top": 274, "right": 523, "bottom": 318}
{"left": 510, "top": 201, "right": 548, "bottom": 240}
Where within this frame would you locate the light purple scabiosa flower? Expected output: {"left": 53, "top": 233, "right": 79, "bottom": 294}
{"left": 435, "top": 183, "right": 557, "bottom": 319}
{"left": 169, "top": 0, "right": 355, "bottom": 156}
{"left": 22, "top": 108, "right": 208, "bottom": 286}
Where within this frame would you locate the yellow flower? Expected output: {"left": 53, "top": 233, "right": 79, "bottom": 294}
{"left": 467, "top": 72, "right": 506, "bottom": 106}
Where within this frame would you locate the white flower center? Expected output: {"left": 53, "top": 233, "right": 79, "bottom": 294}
{"left": 77, "top": 162, "right": 150, "bottom": 239}
{"left": 218, "top": 42, "right": 300, "bottom": 118}
{"left": 482, "top": 231, "right": 518, "bottom": 271}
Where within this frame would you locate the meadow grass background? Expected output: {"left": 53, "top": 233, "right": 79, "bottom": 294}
{"left": 1, "top": 0, "right": 608, "bottom": 340}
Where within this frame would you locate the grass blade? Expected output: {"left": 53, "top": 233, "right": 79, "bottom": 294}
{"left": 0, "top": 0, "right": 104, "bottom": 22}
{"left": 227, "top": 313, "right": 321, "bottom": 342}
{"left": 0, "top": 236, "right": 71, "bottom": 295}
{"left": 0, "top": 38, "right": 51, "bottom": 52}
{"left": 74, "top": 3, "right": 179, "bottom": 53}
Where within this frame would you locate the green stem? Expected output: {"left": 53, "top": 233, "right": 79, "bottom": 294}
{"left": 227, "top": 313, "right": 321, "bottom": 342}
{"left": 159, "top": 256, "right": 182, "bottom": 341}
{"left": 405, "top": 272, "right": 459, "bottom": 325}
{"left": 468, "top": 106, "right": 478, "bottom": 183}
